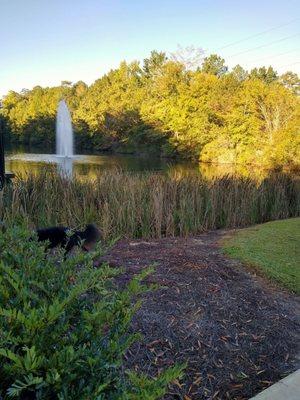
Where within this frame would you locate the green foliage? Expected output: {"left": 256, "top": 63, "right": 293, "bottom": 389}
{"left": 201, "top": 54, "right": 228, "bottom": 76}
{"left": 1, "top": 52, "right": 299, "bottom": 167}
{"left": 126, "top": 366, "right": 185, "bottom": 400}
{"left": 222, "top": 218, "right": 300, "bottom": 294}
{"left": 143, "top": 51, "right": 168, "bottom": 78}
{"left": 280, "top": 71, "right": 300, "bottom": 95}
{"left": 200, "top": 79, "right": 300, "bottom": 167}
{"left": 231, "top": 64, "right": 248, "bottom": 82}
{"left": 0, "top": 226, "right": 183, "bottom": 399}
{"left": 249, "top": 66, "right": 278, "bottom": 84}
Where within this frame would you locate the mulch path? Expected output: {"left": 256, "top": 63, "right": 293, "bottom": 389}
{"left": 98, "top": 230, "right": 300, "bottom": 400}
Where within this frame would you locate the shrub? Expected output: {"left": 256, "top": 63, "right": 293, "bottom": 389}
{"left": 0, "top": 226, "right": 183, "bottom": 399}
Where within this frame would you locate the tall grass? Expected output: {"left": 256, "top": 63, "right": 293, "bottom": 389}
{"left": 1, "top": 170, "right": 299, "bottom": 239}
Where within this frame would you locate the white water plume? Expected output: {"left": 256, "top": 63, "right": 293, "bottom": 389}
{"left": 56, "top": 100, "right": 73, "bottom": 157}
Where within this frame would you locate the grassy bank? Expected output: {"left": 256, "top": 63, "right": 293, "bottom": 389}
{"left": 1, "top": 171, "right": 299, "bottom": 239}
{"left": 222, "top": 218, "right": 300, "bottom": 294}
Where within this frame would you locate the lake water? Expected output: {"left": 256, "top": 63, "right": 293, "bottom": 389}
{"left": 5, "top": 147, "right": 270, "bottom": 180}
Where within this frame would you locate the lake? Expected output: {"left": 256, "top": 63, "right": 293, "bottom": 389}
{"left": 5, "top": 146, "right": 271, "bottom": 180}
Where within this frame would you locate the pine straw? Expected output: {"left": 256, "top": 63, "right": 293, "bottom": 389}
{"left": 99, "top": 231, "right": 300, "bottom": 400}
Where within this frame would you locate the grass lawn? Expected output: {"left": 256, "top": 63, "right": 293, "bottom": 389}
{"left": 222, "top": 218, "right": 300, "bottom": 294}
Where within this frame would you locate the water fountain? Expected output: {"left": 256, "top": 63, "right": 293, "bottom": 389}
{"left": 6, "top": 99, "right": 153, "bottom": 178}
{"left": 56, "top": 100, "right": 74, "bottom": 176}
{"left": 56, "top": 100, "right": 74, "bottom": 158}
{"left": 6, "top": 99, "right": 79, "bottom": 177}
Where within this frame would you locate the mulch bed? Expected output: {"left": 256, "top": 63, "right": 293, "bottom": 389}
{"left": 98, "top": 230, "right": 300, "bottom": 400}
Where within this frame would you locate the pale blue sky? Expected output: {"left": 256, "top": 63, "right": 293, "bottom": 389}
{"left": 0, "top": 0, "right": 299, "bottom": 96}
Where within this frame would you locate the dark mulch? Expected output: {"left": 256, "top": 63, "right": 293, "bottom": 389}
{"left": 98, "top": 230, "right": 300, "bottom": 400}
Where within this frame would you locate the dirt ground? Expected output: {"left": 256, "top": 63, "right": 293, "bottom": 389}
{"left": 99, "top": 230, "right": 300, "bottom": 400}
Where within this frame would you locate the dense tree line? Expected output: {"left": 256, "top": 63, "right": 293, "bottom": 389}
{"left": 1, "top": 51, "right": 299, "bottom": 167}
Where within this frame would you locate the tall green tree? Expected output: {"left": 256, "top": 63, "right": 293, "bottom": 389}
{"left": 143, "top": 50, "right": 167, "bottom": 78}
{"left": 201, "top": 54, "right": 228, "bottom": 77}
{"left": 249, "top": 66, "right": 278, "bottom": 84}
{"left": 231, "top": 64, "right": 248, "bottom": 82}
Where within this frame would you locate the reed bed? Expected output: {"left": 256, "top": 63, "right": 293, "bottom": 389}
{"left": 1, "top": 170, "right": 299, "bottom": 239}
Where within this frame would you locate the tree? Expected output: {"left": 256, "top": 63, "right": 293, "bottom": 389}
{"left": 201, "top": 78, "right": 300, "bottom": 166}
{"left": 201, "top": 54, "right": 228, "bottom": 77}
{"left": 1, "top": 50, "right": 299, "bottom": 168}
{"left": 231, "top": 64, "right": 248, "bottom": 82}
{"left": 73, "top": 80, "right": 88, "bottom": 97}
{"left": 143, "top": 50, "right": 168, "bottom": 78}
{"left": 61, "top": 80, "right": 72, "bottom": 87}
{"left": 170, "top": 45, "right": 204, "bottom": 70}
{"left": 249, "top": 66, "right": 278, "bottom": 84}
{"left": 280, "top": 71, "right": 300, "bottom": 95}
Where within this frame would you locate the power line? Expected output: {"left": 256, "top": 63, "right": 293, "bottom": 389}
{"left": 277, "top": 61, "right": 300, "bottom": 68}
{"left": 248, "top": 48, "right": 300, "bottom": 64}
{"left": 215, "top": 18, "right": 299, "bottom": 51}
{"left": 229, "top": 33, "right": 300, "bottom": 57}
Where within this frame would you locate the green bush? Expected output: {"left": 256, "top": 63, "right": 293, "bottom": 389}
{"left": 0, "top": 226, "right": 183, "bottom": 399}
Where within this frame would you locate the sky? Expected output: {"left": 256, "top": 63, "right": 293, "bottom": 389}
{"left": 0, "top": 0, "right": 299, "bottom": 97}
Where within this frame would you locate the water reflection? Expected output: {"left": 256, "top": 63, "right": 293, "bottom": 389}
{"left": 57, "top": 157, "right": 73, "bottom": 178}
{"left": 5, "top": 152, "right": 275, "bottom": 181}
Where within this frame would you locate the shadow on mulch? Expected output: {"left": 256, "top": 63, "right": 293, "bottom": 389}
{"left": 98, "top": 230, "right": 300, "bottom": 400}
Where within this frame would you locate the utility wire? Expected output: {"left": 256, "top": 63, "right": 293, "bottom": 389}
{"left": 229, "top": 33, "right": 300, "bottom": 57}
{"left": 247, "top": 48, "right": 300, "bottom": 64}
{"left": 215, "top": 18, "right": 299, "bottom": 50}
{"left": 277, "top": 61, "right": 300, "bottom": 68}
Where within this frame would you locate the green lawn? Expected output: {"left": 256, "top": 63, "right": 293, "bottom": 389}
{"left": 222, "top": 218, "right": 300, "bottom": 294}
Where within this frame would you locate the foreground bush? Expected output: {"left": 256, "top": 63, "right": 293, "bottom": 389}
{"left": 0, "top": 226, "right": 183, "bottom": 399}
{"left": 1, "top": 170, "right": 299, "bottom": 239}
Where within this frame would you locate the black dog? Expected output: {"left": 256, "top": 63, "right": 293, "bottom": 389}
{"left": 36, "top": 224, "right": 101, "bottom": 254}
